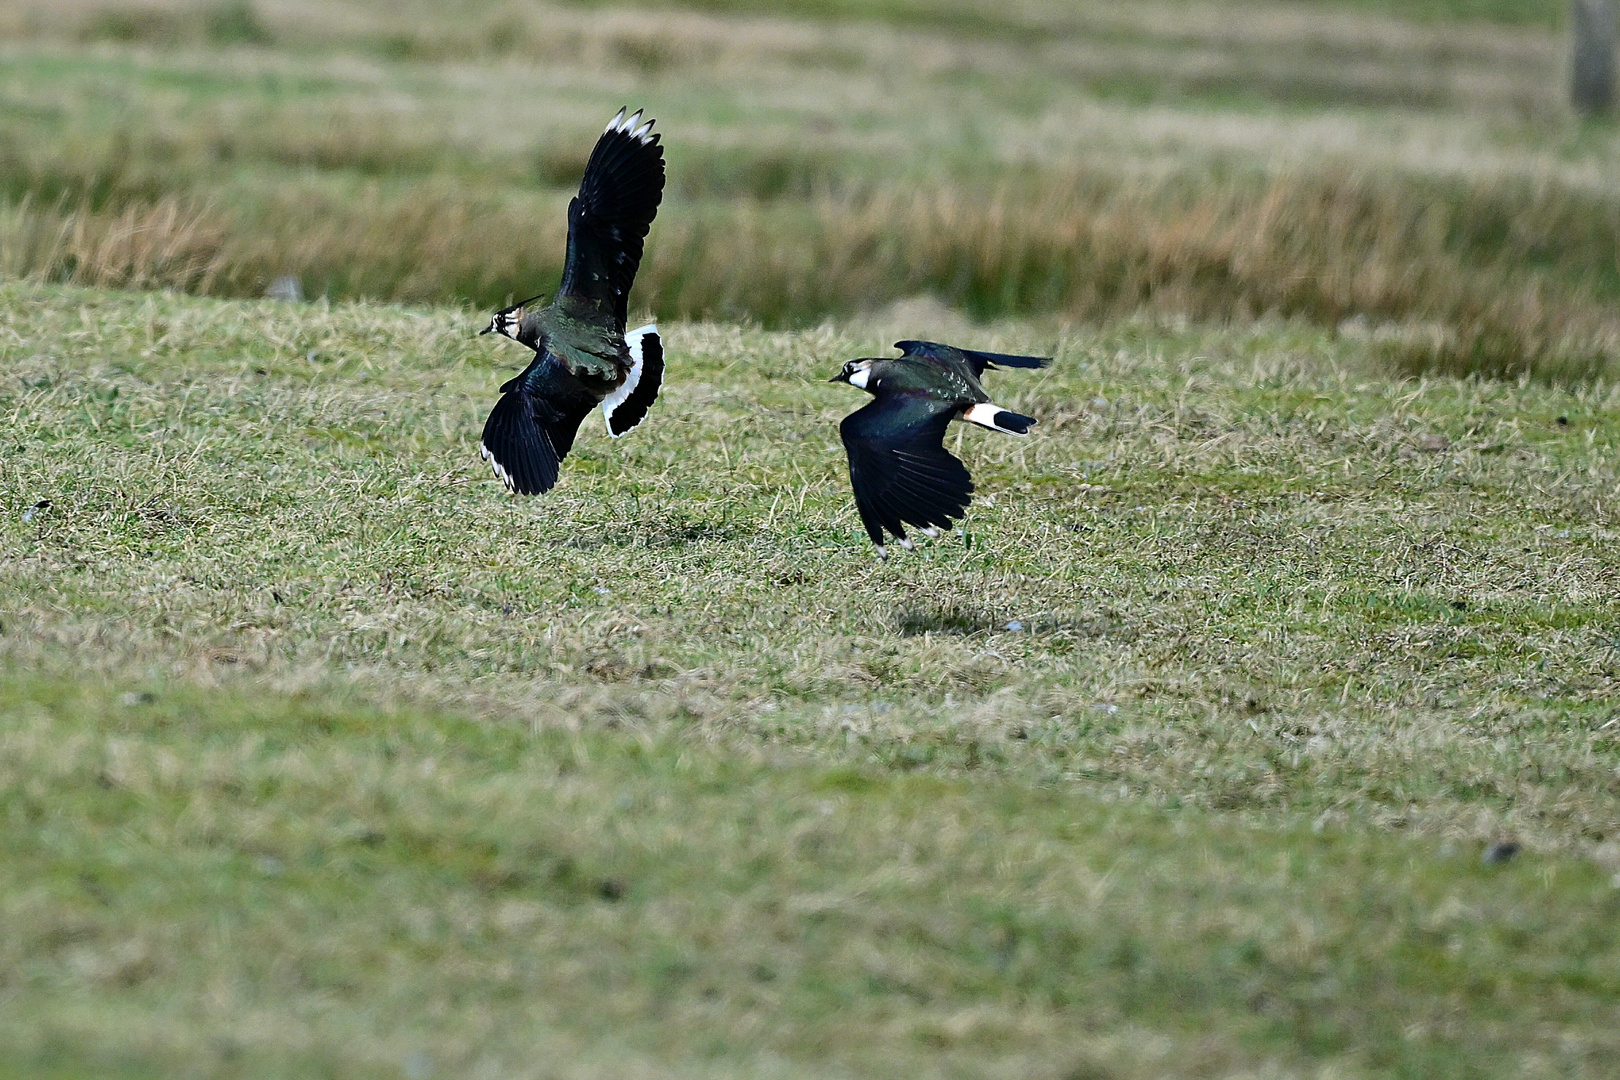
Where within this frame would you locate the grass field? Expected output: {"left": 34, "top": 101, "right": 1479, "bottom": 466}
{"left": 4, "top": 0, "right": 1620, "bottom": 1076}
{"left": 3, "top": 283, "right": 1620, "bottom": 1077}
{"left": 1, "top": 0, "right": 1618, "bottom": 377}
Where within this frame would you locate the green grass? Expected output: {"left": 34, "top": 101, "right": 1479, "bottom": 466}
{"left": 3, "top": 282, "right": 1620, "bottom": 1075}
{"left": 1267, "top": 0, "right": 1565, "bottom": 26}
{"left": 4, "top": 676, "right": 1617, "bottom": 1079}
{"left": 461, "top": 0, "right": 1576, "bottom": 35}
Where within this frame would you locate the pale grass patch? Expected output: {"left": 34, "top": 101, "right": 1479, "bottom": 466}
{"left": 0, "top": 195, "right": 230, "bottom": 292}
{"left": 4, "top": 168, "right": 1615, "bottom": 382}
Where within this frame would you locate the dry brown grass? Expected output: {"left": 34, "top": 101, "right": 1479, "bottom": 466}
{"left": 650, "top": 169, "right": 1620, "bottom": 381}
{"left": 0, "top": 195, "right": 230, "bottom": 292}
{"left": 5, "top": 167, "right": 1614, "bottom": 381}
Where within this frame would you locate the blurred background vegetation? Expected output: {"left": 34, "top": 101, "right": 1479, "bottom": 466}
{"left": 0, "top": 0, "right": 1614, "bottom": 379}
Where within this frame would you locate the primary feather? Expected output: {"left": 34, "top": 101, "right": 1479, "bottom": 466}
{"left": 560, "top": 108, "right": 665, "bottom": 330}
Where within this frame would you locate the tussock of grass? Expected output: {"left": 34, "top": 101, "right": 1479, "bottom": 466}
{"left": 0, "top": 194, "right": 229, "bottom": 293}
{"left": 75, "top": 1, "right": 272, "bottom": 47}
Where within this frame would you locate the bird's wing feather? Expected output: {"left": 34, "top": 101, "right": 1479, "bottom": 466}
{"left": 557, "top": 109, "right": 665, "bottom": 331}
{"left": 481, "top": 356, "right": 597, "bottom": 496}
{"left": 840, "top": 394, "right": 973, "bottom": 546}
{"left": 957, "top": 346, "right": 1050, "bottom": 371}
{"left": 894, "top": 339, "right": 1050, "bottom": 377}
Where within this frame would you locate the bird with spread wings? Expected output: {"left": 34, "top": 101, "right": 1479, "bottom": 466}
{"left": 477, "top": 108, "right": 667, "bottom": 496}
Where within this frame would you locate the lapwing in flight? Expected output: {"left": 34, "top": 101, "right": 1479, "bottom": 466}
{"left": 478, "top": 108, "right": 666, "bottom": 495}
{"left": 830, "top": 340, "right": 1049, "bottom": 556}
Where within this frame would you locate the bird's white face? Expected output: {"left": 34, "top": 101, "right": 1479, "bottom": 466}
{"left": 841, "top": 360, "right": 875, "bottom": 389}
{"left": 483, "top": 308, "right": 523, "bottom": 340}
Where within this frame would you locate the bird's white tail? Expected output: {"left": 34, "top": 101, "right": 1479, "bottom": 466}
{"left": 602, "top": 324, "right": 664, "bottom": 437}
{"left": 963, "top": 402, "right": 1036, "bottom": 436}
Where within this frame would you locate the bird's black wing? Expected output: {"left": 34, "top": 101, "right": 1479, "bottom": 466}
{"left": 480, "top": 354, "right": 599, "bottom": 496}
{"left": 895, "top": 340, "right": 1050, "bottom": 378}
{"left": 840, "top": 393, "right": 973, "bottom": 547}
{"left": 557, "top": 109, "right": 666, "bottom": 331}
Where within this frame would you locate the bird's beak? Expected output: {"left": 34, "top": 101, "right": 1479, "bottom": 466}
{"left": 478, "top": 326, "right": 493, "bottom": 336}
{"left": 828, "top": 372, "right": 847, "bottom": 383}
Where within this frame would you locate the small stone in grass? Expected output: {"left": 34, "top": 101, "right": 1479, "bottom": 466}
{"left": 1483, "top": 841, "right": 1521, "bottom": 865}
{"left": 1004, "top": 620, "right": 1024, "bottom": 631}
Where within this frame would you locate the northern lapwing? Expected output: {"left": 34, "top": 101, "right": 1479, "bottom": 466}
{"left": 830, "top": 340, "right": 1049, "bottom": 556}
{"left": 478, "top": 108, "right": 666, "bottom": 495}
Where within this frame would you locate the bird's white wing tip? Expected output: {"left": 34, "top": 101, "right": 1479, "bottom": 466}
{"left": 480, "top": 442, "right": 516, "bottom": 491}
{"left": 963, "top": 402, "right": 1029, "bottom": 436}
{"left": 606, "top": 108, "right": 656, "bottom": 142}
